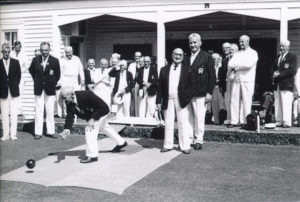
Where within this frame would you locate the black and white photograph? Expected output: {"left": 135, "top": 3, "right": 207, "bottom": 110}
{"left": 0, "top": 0, "right": 300, "bottom": 201}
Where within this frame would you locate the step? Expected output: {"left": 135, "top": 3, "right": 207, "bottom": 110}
{"left": 1, "top": 118, "right": 300, "bottom": 146}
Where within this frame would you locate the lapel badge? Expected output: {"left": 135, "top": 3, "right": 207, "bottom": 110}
{"left": 198, "top": 67, "right": 204, "bottom": 74}
{"left": 284, "top": 63, "right": 289, "bottom": 69}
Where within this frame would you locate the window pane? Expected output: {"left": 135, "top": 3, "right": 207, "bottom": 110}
{"left": 5, "top": 32, "right": 10, "bottom": 43}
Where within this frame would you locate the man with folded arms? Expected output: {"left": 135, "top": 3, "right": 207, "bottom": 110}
{"left": 228, "top": 35, "right": 258, "bottom": 128}
{"left": 156, "top": 48, "right": 195, "bottom": 154}
{"left": 60, "top": 86, "right": 128, "bottom": 163}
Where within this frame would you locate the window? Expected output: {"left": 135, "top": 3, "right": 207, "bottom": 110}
{"left": 3, "top": 30, "right": 18, "bottom": 48}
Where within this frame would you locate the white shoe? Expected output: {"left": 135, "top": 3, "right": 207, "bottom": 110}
{"left": 1, "top": 136, "right": 9, "bottom": 141}
{"left": 11, "top": 136, "right": 18, "bottom": 140}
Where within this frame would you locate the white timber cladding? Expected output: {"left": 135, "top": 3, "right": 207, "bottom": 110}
{"left": 0, "top": 0, "right": 300, "bottom": 121}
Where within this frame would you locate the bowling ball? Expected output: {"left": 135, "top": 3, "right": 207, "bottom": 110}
{"left": 26, "top": 159, "right": 35, "bottom": 169}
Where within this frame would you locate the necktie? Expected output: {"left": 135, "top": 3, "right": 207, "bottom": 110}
{"left": 174, "top": 64, "right": 178, "bottom": 70}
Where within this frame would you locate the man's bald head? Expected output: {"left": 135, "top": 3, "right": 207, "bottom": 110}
{"left": 61, "top": 86, "right": 74, "bottom": 104}
{"left": 100, "top": 58, "right": 109, "bottom": 69}
{"left": 239, "top": 35, "right": 250, "bottom": 50}
{"left": 65, "top": 46, "right": 73, "bottom": 59}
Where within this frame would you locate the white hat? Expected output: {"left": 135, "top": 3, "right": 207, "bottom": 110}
{"left": 113, "top": 92, "right": 124, "bottom": 105}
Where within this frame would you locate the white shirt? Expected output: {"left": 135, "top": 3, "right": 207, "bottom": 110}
{"left": 118, "top": 70, "right": 128, "bottom": 92}
{"left": 169, "top": 63, "right": 181, "bottom": 98}
{"left": 60, "top": 55, "right": 85, "bottom": 85}
{"left": 228, "top": 47, "right": 258, "bottom": 82}
{"left": 190, "top": 49, "right": 200, "bottom": 65}
{"left": 10, "top": 50, "right": 27, "bottom": 72}
{"left": 143, "top": 66, "right": 150, "bottom": 84}
{"left": 2, "top": 58, "right": 10, "bottom": 75}
{"left": 128, "top": 62, "right": 139, "bottom": 81}
{"left": 278, "top": 51, "right": 288, "bottom": 66}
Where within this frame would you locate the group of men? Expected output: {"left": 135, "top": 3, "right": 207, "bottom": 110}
{"left": 0, "top": 32, "right": 298, "bottom": 162}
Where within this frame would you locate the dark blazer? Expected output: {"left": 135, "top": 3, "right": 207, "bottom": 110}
{"left": 156, "top": 63, "right": 195, "bottom": 110}
{"left": 84, "top": 68, "right": 93, "bottom": 90}
{"left": 109, "top": 68, "right": 134, "bottom": 96}
{"left": 29, "top": 55, "right": 60, "bottom": 96}
{"left": 64, "top": 91, "right": 110, "bottom": 130}
{"left": 183, "top": 50, "right": 216, "bottom": 97}
{"left": 218, "top": 57, "right": 229, "bottom": 94}
{"left": 0, "top": 58, "right": 21, "bottom": 98}
{"left": 273, "top": 52, "right": 298, "bottom": 92}
{"left": 137, "top": 65, "right": 158, "bottom": 96}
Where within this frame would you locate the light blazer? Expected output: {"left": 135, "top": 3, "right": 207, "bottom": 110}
{"left": 29, "top": 55, "right": 60, "bottom": 96}
{"left": 109, "top": 68, "right": 134, "bottom": 96}
{"left": 273, "top": 52, "right": 298, "bottom": 92}
{"left": 183, "top": 50, "right": 216, "bottom": 97}
{"left": 156, "top": 63, "right": 195, "bottom": 110}
{"left": 64, "top": 91, "right": 110, "bottom": 130}
{"left": 137, "top": 65, "right": 158, "bottom": 96}
{"left": 0, "top": 58, "right": 21, "bottom": 98}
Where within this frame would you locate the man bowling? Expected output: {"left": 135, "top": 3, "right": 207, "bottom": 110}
{"left": 59, "top": 86, "right": 127, "bottom": 163}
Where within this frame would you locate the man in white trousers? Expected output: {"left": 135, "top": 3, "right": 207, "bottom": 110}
{"left": 0, "top": 43, "right": 21, "bottom": 141}
{"left": 183, "top": 33, "right": 216, "bottom": 150}
{"left": 60, "top": 86, "right": 127, "bottom": 163}
{"left": 273, "top": 40, "right": 297, "bottom": 128}
{"left": 227, "top": 35, "right": 258, "bottom": 128}
{"left": 109, "top": 60, "right": 134, "bottom": 117}
{"left": 225, "top": 43, "right": 239, "bottom": 125}
{"left": 137, "top": 56, "right": 158, "bottom": 118}
{"left": 156, "top": 48, "right": 195, "bottom": 154}
{"left": 128, "top": 51, "right": 142, "bottom": 116}
{"left": 29, "top": 42, "right": 61, "bottom": 139}
{"left": 10, "top": 41, "right": 27, "bottom": 116}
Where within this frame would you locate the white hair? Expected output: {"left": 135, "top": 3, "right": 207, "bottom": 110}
{"left": 60, "top": 85, "right": 74, "bottom": 97}
{"left": 212, "top": 53, "right": 221, "bottom": 59}
{"left": 188, "top": 33, "right": 201, "bottom": 41}
{"left": 119, "top": 59, "right": 127, "bottom": 67}
{"left": 65, "top": 46, "right": 73, "bottom": 52}
{"left": 230, "top": 43, "right": 239, "bottom": 52}
{"left": 222, "top": 42, "right": 231, "bottom": 48}
{"left": 280, "top": 39, "right": 290, "bottom": 47}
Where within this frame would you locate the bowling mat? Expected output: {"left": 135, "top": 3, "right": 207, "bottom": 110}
{"left": 0, "top": 138, "right": 180, "bottom": 195}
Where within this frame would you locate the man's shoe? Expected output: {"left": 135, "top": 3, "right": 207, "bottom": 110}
{"left": 1, "top": 136, "right": 9, "bottom": 141}
{"left": 10, "top": 136, "right": 18, "bottom": 140}
{"left": 34, "top": 135, "right": 42, "bottom": 140}
{"left": 45, "top": 134, "right": 59, "bottom": 138}
{"left": 194, "top": 143, "right": 203, "bottom": 150}
{"left": 182, "top": 149, "right": 191, "bottom": 154}
{"left": 160, "top": 148, "right": 172, "bottom": 153}
{"left": 111, "top": 141, "right": 128, "bottom": 153}
{"left": 227, "top": 124, "right": 237, "bottom": 128}
{"left": 283, "top": 124, "right": 291, "bottom": 128}
{"left": 80, "top": 157, "right": 98, "bottom": 163}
